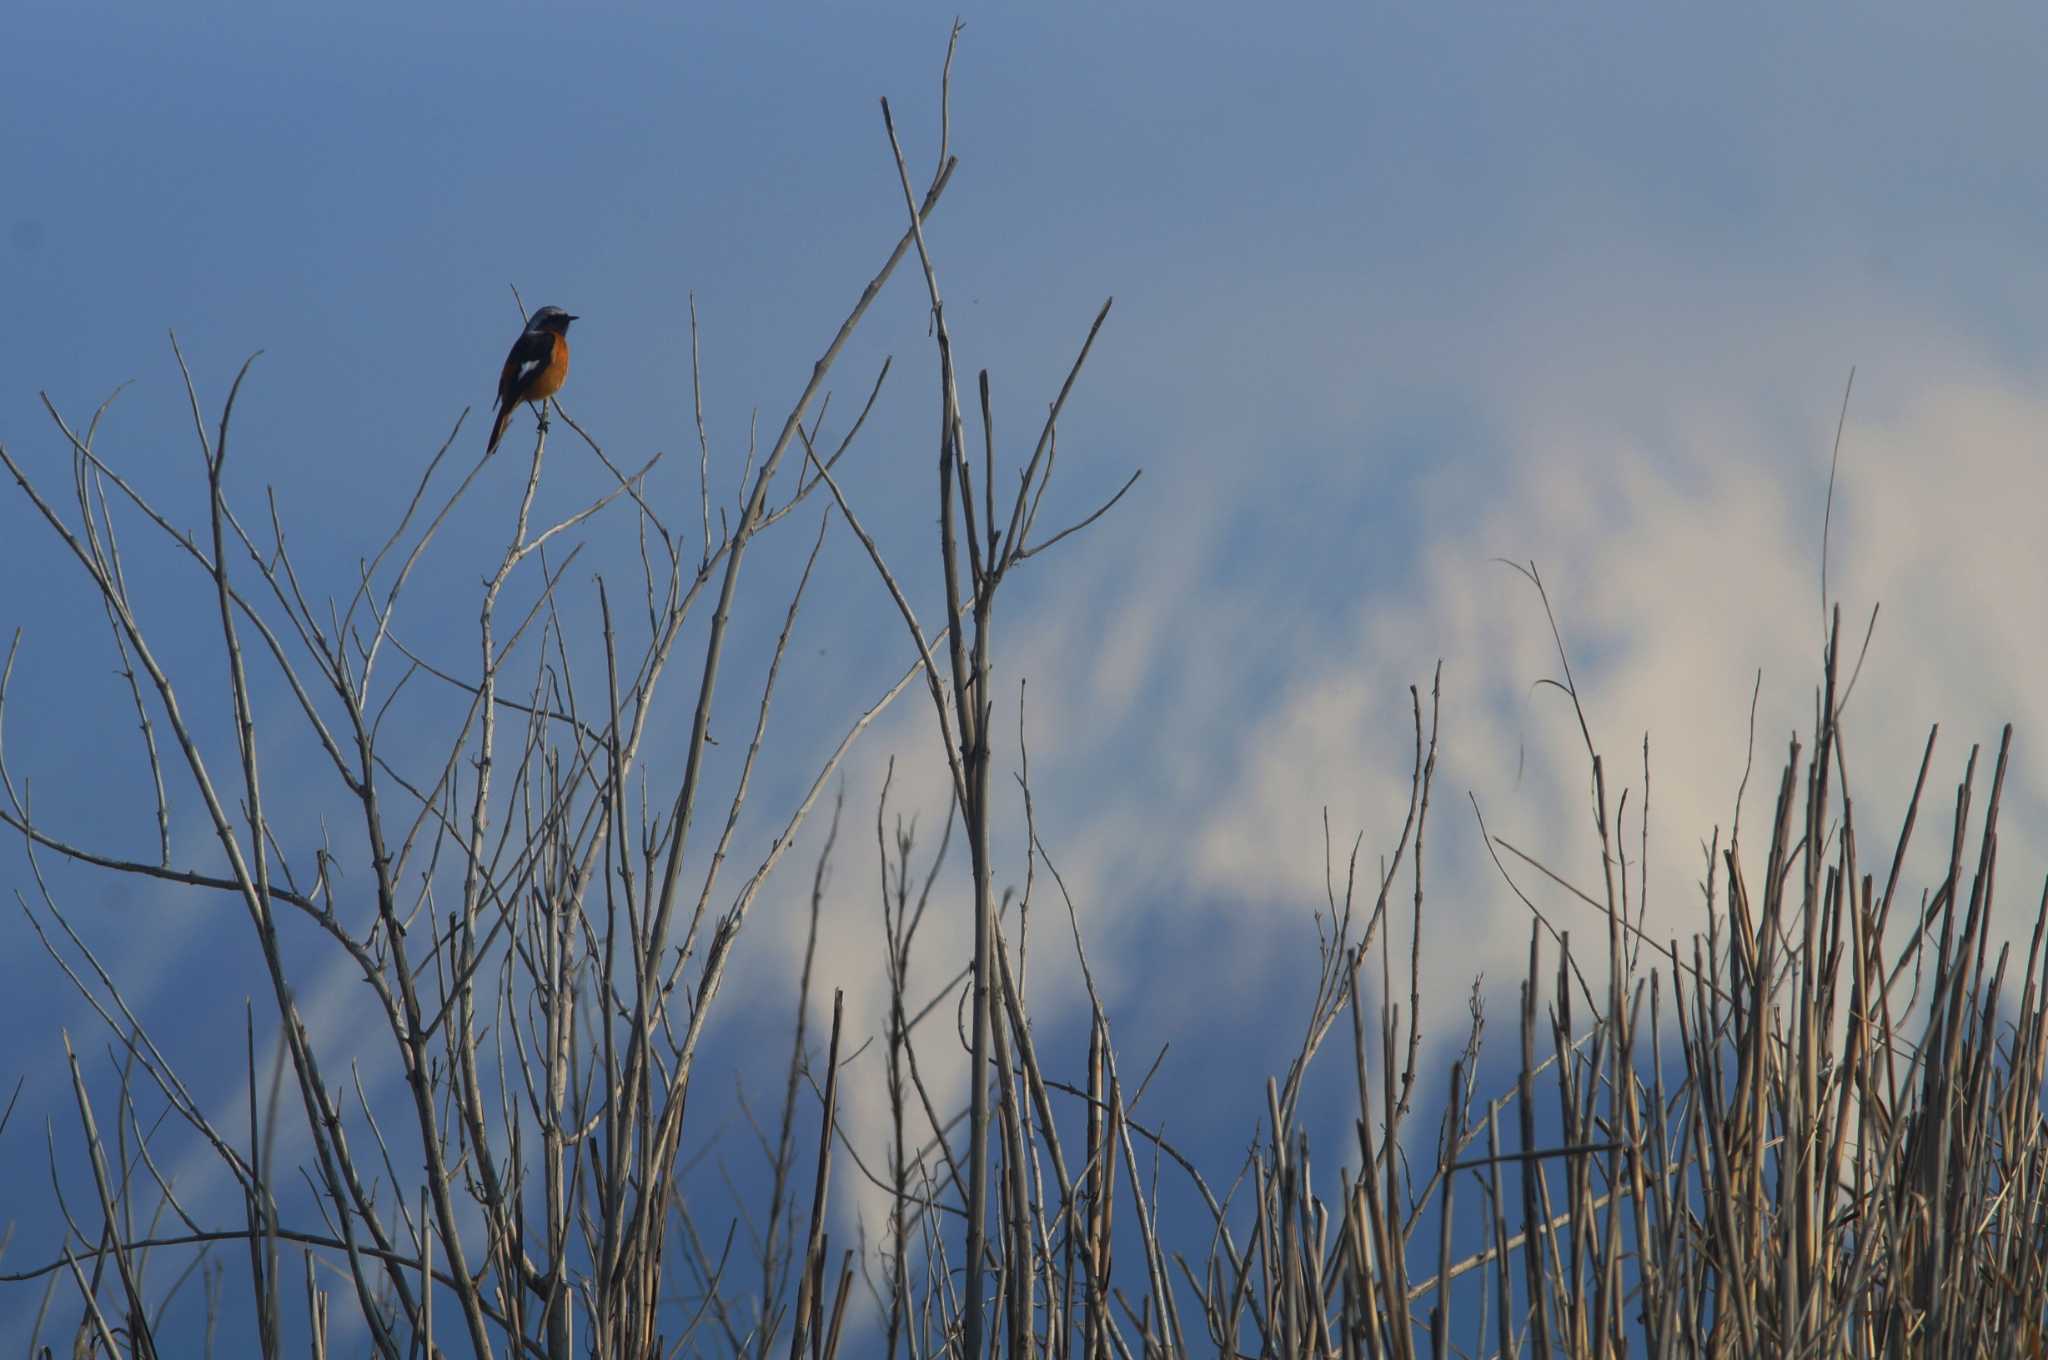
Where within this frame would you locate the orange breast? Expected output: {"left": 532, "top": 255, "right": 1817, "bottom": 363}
{"left": 527, "top": 336, "right": 570, "bottom": 401}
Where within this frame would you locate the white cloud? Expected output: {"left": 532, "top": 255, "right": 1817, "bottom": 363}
{"left": 923, "top": 257, "right": 2048, "bottom": 1072}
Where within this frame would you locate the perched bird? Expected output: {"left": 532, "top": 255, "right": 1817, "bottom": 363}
{"left": 487, "top": 306, "right": 578, "bottom": 454}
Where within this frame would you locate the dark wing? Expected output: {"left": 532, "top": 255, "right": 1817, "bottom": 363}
{"left": 496, "top": 329, "right": 557, "bottom": 406}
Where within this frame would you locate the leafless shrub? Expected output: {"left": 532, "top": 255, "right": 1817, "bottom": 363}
{"left": 4, "top": 38, "right": 2047, "bottom": 1360}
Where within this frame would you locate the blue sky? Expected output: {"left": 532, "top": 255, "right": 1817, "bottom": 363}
{"left": 8, "top": 0, "right": 2048, "bottom": 1349}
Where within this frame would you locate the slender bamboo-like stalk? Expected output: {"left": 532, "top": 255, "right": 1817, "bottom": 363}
{"left": 8, "top": 48, "right": 2048, "bottom": 1360}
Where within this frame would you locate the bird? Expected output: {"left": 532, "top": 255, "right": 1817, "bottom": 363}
{"left": 487, "top": 306, "right": 578, "bottom": 454}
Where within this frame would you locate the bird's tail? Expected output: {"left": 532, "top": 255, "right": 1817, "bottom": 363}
{"left": 487, "top": 400, "right": 513, "bottom": 455}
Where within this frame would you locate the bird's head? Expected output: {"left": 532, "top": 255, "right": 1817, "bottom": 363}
{"left": 530, "top": 306, "right": 579, "bottom": 334}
